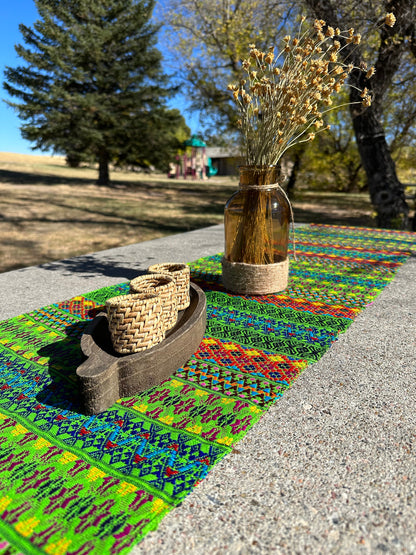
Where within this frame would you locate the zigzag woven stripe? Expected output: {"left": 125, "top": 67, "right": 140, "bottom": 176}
{"left": 297, "top": 239, "right": 410, "bottom": 256}
{"left": 205, "top": 290, "right": 352, "bottom": 332}
{"left": 31, "top": 306, "right": 89, "bottom": 337}
{"left": 293, "top": 254, "right": 398, "bottom": 278}
{"left": 310, "top": 222, "right": 416, "bottom": 239}
{"left": 193, "top": 337, "right": 308, "bottom": 385}
{"left": 0, "top": 224, "right": 415, "bottom": 555}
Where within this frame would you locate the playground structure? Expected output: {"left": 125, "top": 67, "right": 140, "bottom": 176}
{"left": 169, "top": 135, "right": 217, "bottom": 179}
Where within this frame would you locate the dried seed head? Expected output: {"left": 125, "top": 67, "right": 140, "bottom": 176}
{"left": 385, "top": 13, "right": 396, "bottom": 27}
{"left": 228, "top": 17, "right": 372, "bottom": 166}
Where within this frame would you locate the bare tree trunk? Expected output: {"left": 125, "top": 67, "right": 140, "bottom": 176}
{"left": 303, "top": 0, "right": 412, "bottom": 228}
{"left": 349, "top": 85, "right": 408, "bottom": 228}
{"left": 97, "top": 148, "right": 110, "bottom": 186}
{"left": 286, "top": 145, "right": 306, "bottom": 200}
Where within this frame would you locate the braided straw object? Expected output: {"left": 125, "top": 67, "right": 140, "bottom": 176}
{"left": 148, "top": 263, "right": 190, "bottom": 310}
{"left": 129, "top": 273, "right": 178, "bottom": 331}
{"left": 221, "top": 257, "right": 289, "bottom": 295}
{"left": 106, "top": 292, "right": 164, "bottom": 354}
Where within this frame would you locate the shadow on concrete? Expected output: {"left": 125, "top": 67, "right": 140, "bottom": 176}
{"left": 40, "top": 256, "right": 150, "bottom": 280}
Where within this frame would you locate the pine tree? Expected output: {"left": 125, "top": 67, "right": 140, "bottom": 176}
{"left": 3, "top": 0, "right": 178, "bottom": 185}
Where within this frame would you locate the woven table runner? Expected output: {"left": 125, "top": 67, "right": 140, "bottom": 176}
{"left": 0, "top": 224, "right": 414, "bottom": 555}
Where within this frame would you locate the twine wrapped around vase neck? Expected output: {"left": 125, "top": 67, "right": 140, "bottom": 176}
{"left": 239, "top": 181, "right": 297, "bottom": 261}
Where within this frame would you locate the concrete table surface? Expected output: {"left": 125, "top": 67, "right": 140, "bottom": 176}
{"left": 0, "top": 225, "right": 225, "bottom": 321}
{"left": 1, "top": 224, "right": 415, "bottom": 554}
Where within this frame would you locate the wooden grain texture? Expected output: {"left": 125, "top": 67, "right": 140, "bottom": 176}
{"left": 76, "top": 282, "right": 207, "bottom": 414}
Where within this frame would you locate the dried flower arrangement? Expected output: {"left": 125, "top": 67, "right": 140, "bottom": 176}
{"left": 227, "top": 15, "right": 396, "bottom": 167}
{"left": 222, "top": 14, "right": 396, "bottom": 276}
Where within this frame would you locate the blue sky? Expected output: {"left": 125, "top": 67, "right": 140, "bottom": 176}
{"left": 0, "top": 1, "right": 201, "bottom": 155}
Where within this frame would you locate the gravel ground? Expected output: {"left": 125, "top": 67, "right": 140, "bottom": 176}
{"left": 0, "top": 225, "right": 414, "bottom": 554}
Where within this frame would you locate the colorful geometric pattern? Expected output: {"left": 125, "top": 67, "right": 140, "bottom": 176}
{"left": 0, "top": 224, "right": 415, "bottom": 555}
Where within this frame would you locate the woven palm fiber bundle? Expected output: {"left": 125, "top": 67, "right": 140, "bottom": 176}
{"left": 148, "top": 263, "right": 190, "bottom": 310}
{"left": 129, "top": 273, "right": 178, "bottom": 331}
{"left": 105, "top": 292, "right": 164, "bottom": 354}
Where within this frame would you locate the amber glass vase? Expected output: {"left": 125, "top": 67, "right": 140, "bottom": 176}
{"left": 222, "top": 165, "right": 291, "bottom": 294}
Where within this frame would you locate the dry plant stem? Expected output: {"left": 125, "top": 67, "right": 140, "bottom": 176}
{"left": 231, "top": 190, "right": 274, "bottom": 265}
{"left": 230, "top": 166, "right": 280, "bottom": 265}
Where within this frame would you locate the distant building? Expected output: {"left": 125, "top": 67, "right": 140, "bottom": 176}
{"left": 206, "top": 147, "right": 244, "bottom": 176}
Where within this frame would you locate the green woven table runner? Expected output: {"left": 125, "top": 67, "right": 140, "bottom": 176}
{"left": 0, "top": 224, "right": 414, "bottom": 555}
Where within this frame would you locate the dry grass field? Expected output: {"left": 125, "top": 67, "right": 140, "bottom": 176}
{"left": 0, "top": 151, "right": 376, "bottom": 274}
